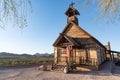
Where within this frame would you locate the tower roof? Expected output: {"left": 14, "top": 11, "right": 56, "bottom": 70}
{"left": 65, "top": 7, "right": 80, "bottom": 16}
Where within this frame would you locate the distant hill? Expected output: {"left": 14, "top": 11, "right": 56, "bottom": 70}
{"left": 0, "top": 52, "right": 53, "bottom": 58}
{"left": 0, "top": 52, "right": 19, "bottom": 57}
{"left": 0, "top": 52, "right": 32, "bottom": 57}
{"left": 34, "top": 53, "right": 53, "bottom": 57}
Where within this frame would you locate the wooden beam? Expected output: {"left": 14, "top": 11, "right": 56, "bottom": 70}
{"left": 106, "top": 50, "right": 120, "bottom": 54}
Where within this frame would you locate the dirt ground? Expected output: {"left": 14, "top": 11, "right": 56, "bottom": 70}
{"left": 0, "top": 61, "right": 120, "bottom": 80}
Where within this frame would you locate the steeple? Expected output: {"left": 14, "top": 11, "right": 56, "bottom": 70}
{"left": 108, "top": 41, "right": 111, "bottom": 50}
{"left": 65, "top": 2, "right": 80, "bottom": 25}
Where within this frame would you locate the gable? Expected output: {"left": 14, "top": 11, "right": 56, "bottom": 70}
{"left": 53, "top": 34, "right": 80, "bottom": 47}
{"left": 61, "top": 22, "right": 105, "bottom": 48}
{"left": 53, "top": 22, "right": 105, "bottom": 49}
{"left": 63, "top": 23, "right": 90, "bottom": 38}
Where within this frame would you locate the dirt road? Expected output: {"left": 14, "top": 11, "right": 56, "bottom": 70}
{"left": 0, "top": 62, "right": 120, "bottom": 80}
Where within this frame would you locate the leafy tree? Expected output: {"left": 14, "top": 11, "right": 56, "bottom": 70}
{"left": 0, "top": 0, "right": 31, "bottom": 29}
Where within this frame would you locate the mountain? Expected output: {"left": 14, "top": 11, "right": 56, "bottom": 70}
{"left": 34, "top": 53, "right": 53, "bottom": 57}
{"left": 0, "top": 52, "right": 19, "bottom": 57}
{"left": 20, "top": 54, "right": 33, "bottom": 57}
{"left": 0, "top": 52, "right": 33, "bottom": 57}
{"left": 0, "top": 52, "right": 53, "bottom": 58}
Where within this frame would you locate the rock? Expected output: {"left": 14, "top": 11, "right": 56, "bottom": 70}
{"left": 63, "top": 67, "right": 68, "bottom": 74}
{"left": 38, "top": 65, "right": 47, "bottom": 71}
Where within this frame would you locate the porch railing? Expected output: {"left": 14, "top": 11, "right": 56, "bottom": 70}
{"left": 56, "top": 56, "right": 98, "bottom": 66}
{"left": 79, "top": 57, "right": 98, "bottom": 66}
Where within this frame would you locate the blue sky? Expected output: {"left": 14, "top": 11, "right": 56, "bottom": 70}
{"left": 0, "top": 0, "right": 120, "bottom": 54}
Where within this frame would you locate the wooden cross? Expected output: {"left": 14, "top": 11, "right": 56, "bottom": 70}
{"left": 69, "top": 2, "right": 75, "bottom": 7}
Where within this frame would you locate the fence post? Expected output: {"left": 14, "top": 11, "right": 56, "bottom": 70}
{"left": 110, "top": 61, "right": 115, "bottom": 73}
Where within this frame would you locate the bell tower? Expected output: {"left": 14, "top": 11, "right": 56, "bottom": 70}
{"left": 65, "top": 2, "right": 80, "bottom": 25}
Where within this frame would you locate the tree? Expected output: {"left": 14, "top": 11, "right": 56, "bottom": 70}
{"left": 79, "top": 0, "right": 120, "bottom": 23}
{"left": 97, "top": 0, "right": 120, "bottom": 23}
{"left": 1, "top": 0, "right": 120, "bottom": 29}
{"left": 0, "top": 0, "right": 31, "bottom": 29}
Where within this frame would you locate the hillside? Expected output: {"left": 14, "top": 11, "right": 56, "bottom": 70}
{"left": 0, "top": 52, "right": 53, "bottom": 57}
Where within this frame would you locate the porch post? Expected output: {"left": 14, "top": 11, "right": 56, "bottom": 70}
{"left": 54, "top": 47, "right": 58, "bottom": 64}
{"left": 66, "top": 45, "right": 72, "bottom": 66}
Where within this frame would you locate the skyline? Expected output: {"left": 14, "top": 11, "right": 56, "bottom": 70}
{"left": 0, "top": 0, "right": 120, "bottom": 54}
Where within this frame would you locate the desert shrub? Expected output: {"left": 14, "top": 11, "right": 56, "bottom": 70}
{"left": 0, "top": 57, "right": 53, "bottom": 66}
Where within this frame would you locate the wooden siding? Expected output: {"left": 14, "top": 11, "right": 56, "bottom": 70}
{"left": 66, "top": 24, "right": 90, "bottom": 38}
{"left": 90, "top": 50, "right": 97, "bottom": 59}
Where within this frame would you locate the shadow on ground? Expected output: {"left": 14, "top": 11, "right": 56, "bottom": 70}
{"left": 68, "top": 61, "right": 120, "bottom": 76}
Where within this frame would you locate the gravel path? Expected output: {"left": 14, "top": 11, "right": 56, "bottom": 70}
{"left": 0, "top": 62, "right": 120, "bottom": 80}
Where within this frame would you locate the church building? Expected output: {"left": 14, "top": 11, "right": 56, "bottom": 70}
{"left": 53, "top": 5, "right": 107, "bottom": 70}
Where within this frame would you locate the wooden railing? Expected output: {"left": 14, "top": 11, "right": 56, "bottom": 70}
{"left": 56, "top": 56, "right": 98, "bottom": 66}
{"left": 79, "top": 57, "right": 98, "bottom": 66}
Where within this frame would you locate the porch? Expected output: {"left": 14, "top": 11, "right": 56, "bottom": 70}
{"left": 56, "top": 56, "right": 98, "bottom": 66}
